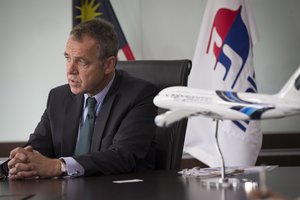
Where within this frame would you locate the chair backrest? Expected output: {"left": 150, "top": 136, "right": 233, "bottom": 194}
{"left": 117, "top": 60, "right": 192, "bottom": 170}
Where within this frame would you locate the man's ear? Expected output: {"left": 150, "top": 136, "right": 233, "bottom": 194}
{"left": 104, "top": 56, "right": 117, "bottom": 74}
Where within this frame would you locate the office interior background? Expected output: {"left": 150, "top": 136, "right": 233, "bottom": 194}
{"left": 0, "top": 0, "right": 299, "bottom": 142}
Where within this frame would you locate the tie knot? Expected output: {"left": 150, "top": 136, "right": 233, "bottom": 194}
{"left": 87, "top": 97, "right": 97, "bottom": 111}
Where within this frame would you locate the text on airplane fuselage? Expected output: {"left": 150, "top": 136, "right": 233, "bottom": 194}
{"left": 168, "top": 93, "right": 213, "bottom": 103}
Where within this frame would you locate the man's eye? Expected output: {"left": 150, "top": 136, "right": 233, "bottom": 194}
{"left": 65, "top": 56, "right": 71, "bottom": 62}
{"left": 77, "top": 60, "right": 88, "bottom": 68}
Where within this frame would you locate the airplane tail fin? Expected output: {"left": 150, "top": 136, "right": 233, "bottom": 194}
{"left": 276, "top": 66, "right": 300, "bottom": 100}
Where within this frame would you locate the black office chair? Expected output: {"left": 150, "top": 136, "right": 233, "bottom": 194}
{"left": 117, "top": 60, "right": 192, "bottom": 170}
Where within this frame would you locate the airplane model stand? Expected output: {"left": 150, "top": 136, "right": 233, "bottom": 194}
{"left": 201, "top": 119, "right": 240, "bottom": 189}
{"left": 152, "top": 67, "right": 300, "bottom": 188}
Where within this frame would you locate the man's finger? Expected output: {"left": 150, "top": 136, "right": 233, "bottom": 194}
{"left": 9, "top": 171, "right": 38, "bottom": 180}
{"left": 8, "top": 158, "right": 18, "bottom": 169}
{"left": 14, "top": 162, "right": 34, "bottom": 171}
{"left": 17, "top": 170, "right": 38, "bottom": 179}
{"left": 14, "top": 152, "right": 28, "bottom": 162}
{"left": 7, "top": 152, "right": 28, "bottom": 169}
{"left": 9, "top": 162, "right": 34, "bottom": 175}
{"left": 24, "top": 146, "right": 33, "bottom": 152}
{"left": 9, "top": 147, "right": 24, "bottom": 159}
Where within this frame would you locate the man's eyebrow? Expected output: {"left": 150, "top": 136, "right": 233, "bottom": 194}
{"left": 63, "top": 52, "right": 88, "bottom": 60}
{"left": 74, "top": 55, "right": 89, "bottom": 60}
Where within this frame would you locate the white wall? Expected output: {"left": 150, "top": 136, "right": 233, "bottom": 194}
{"left": 0, "top": 0, "right": 299, "bottom": 142}
{"left": 0, "top": 0, "right": 71, "bottom": 141}
{"left": 251, "top": 0, "right": 300, "bottom": 133}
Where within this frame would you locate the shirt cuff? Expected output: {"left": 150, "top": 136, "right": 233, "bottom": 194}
{"left": 60, "top": 157, "right": 85, "bottom": 177}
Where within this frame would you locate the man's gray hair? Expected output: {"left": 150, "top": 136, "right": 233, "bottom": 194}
{"left": 70, "top": 18, "right": 119, "bottom": 61}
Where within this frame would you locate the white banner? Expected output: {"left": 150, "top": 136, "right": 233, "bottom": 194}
{"left": 184, "top": 0, "right": 262, "bottom": 167}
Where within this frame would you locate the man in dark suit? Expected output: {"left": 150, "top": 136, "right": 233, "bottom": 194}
{"left": 0, "top": 18, "right": 157, "bottom": 179}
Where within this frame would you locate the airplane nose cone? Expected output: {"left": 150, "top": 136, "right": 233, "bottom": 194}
{"left": 153, "top": 96, "right": 157, "bottom": 104}
{"left": 153, "top": 95, "right": 160, "bottom": 106}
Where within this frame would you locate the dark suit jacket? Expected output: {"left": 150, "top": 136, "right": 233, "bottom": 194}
{"left": 1, "top": 70, "right": 158, "bottom": 176}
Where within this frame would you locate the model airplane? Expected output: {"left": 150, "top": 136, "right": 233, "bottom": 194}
{"left": 153, "top": 67, "right": 300, "bottom": 127}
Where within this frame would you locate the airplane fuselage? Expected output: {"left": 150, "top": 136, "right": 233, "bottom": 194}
{"left": 154, "top": 86, "right": 300, "bottom": 120}
{"left": 153, "top": 66, "right": 300, "bottom": 127}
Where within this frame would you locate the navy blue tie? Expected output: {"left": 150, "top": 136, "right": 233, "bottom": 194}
{"left": 75, "top": 97, "right": 97, "bottom": 156}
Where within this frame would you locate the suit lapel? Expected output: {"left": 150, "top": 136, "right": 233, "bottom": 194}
{"left": 91, "top": 94, "right": 116, "bottom": 151}
{"left": 62, "top": 93, "right": 84, "bottom": 156}
{"left": 91, "top": 71, "right": 121, "bottom": 151}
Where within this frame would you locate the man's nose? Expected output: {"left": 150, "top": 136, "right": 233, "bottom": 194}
{"left": 67, "top": 60, "right": 78, "bottom": 74}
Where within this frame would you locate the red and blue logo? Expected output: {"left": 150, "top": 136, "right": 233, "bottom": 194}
{"left": 207, "top": 6, "right": 250, "bottom": 90}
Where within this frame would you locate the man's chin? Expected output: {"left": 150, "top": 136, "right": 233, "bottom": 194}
{"left": 69, "top": 86, "right": 84, "bottom": 95}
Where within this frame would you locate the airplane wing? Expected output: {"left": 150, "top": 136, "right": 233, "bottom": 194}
{"left": 154, "top": 104, "right": 276, "bottom": 127}
{"left": 155, "top": 109, "right": 197, "bottom": 127}
{"left": 154, "top": 108, "right": 224, "bottom": 127}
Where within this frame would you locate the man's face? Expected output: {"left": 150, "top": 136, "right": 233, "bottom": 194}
{"left": 64, "top": 35, "right": 107, "bottom": 96}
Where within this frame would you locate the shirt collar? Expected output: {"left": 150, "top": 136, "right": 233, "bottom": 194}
{"left": 83, "top": 73, "right": 115, "bottom": 110}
